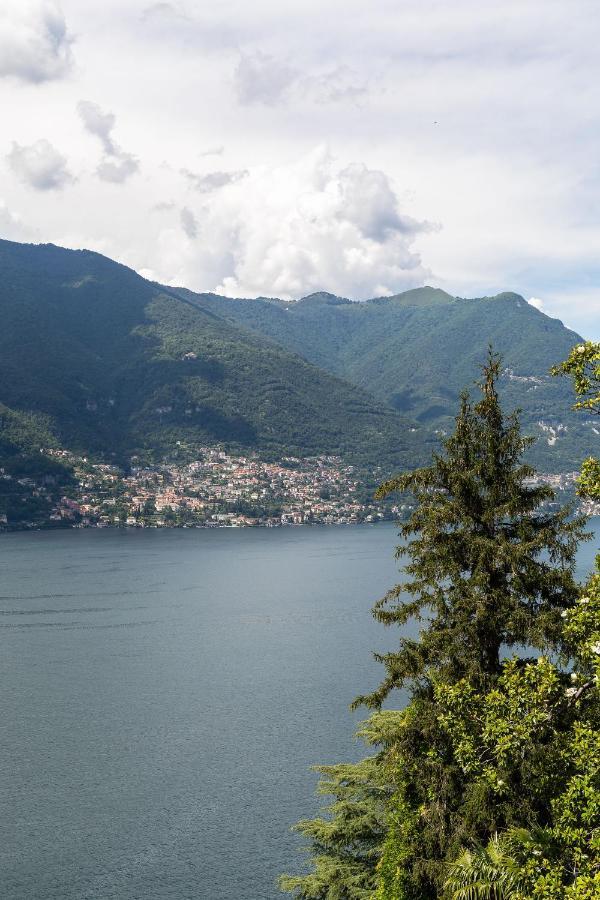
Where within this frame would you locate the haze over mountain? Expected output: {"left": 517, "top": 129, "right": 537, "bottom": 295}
{"left": 175, "top": 284, "right": 598, "bottom": 471}
{"left": 0, "top": 239, "right": 421, "bottom": 472}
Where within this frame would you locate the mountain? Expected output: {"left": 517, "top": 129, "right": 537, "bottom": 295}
{"left": 175, "top": 285, "right": 598, "bottom": 471}
{"left": 0, "top": 237, "right": 594, "bottom": 486}
{"left": 0, "top": 239, "right": 423, "bottom": 470}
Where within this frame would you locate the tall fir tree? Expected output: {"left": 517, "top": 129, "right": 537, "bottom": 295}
{"left": 283, "top": 352, "right": 588, "bottom": 900}
{"left": 356, "top": 351, "right": 585, "bottom": 708}
{"left": 440, "top": 343, "right": 600, "bottom": 900}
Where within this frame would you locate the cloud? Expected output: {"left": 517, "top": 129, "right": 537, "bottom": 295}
{"left": 96, "top": 154, "right": 139, "bottom": 184}
{"left": 7, "top": 139, "right": 74, "bottom": 190}
{"left": 304, "top": 65, "right": 370, "bottom": 105}
{"left": 0, "top": 200, "right": 30, "bottom": 239}
{"left": 233, "top": 49, "right": 370, "bottom": 107}
{"left": 199, "top": 145, "right": 224, "bottom": 158}
{"left": 182, "top": 168, "right": 249, "bottom": 193}
{"left": 141, "top": 2, "right": 189, "bottom": 23}
{"left": 233, "top": 51, "right": 300, "bottom": 105}
{"left": 528, "top": 296, "right": 545, "bottom": 311}
{"left": 77, "top": 100, "right": 139, "bottom": 183}
{"left": 180, "top": 206, "right": 198, "bottom": 238}
{"left": 153, "top": 200, "right": 176, "bottom": 212}
{"left": 0, "top": 1, "right": 73, "bottom": 83}
{"left": 77, "top": 100, "right": 116, "bottom": 154}
{"left": 157, "top": 147, "right": 431, "bottom": 299}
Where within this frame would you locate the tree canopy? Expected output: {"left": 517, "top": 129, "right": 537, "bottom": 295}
{"left": 282, "top": 351, "right": 596, "bottom": 900}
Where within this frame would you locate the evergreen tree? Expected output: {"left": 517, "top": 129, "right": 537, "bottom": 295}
{"left": 371, "top": 355, "right": 588, "bottom": 897}
{"left": 440, "top": 344, "right": 600, "bottom": 900}
{"left": 356, "top": 351, "right": 585, "bottom": 708}
{"left": 280, "top": 713, "right": 402, "bottom": 899}
{"left": 283, "top": 353, "right": 588, "bottom": 899}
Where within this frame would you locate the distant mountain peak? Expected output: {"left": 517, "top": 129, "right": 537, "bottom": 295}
{"left": 297, "top": 291, "right": 350, "bottom": 306}
{"left": 369, "top": 286, "right": 456, "bottom": 307}
{"left": 487, "top": 291, "right": 527, "bottom": 303}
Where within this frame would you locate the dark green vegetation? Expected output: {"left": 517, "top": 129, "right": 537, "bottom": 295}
{"left": 283, "top": 354, "right": 600, "bottom": 899}
{"left": 0, "top": 402, "right": 74, "bottom": 524}
{"left": 553, "top": 341, "right": 600, "bottom": 502}
{"left": 177, "top": 285, "right": 596, "bottom": 471}
{"left": 0, "top": 239, "right": 423, "bottom": 475}
{"left": 280, "top": 751, "right": 390, "bottom": 899}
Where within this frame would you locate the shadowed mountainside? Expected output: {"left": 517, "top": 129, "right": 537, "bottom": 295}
{"left": 0, "top": 239, "right": 424, "bottom": 469}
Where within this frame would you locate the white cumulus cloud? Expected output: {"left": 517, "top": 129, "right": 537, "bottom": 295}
{"left": 0, "top": 1, "right": 73, "bottom": 83}
{"left": 7, "top": 139, "right": 74, "bottom": 190}
{"left": 157, "top": 147, "right": 431, "bottom": 299}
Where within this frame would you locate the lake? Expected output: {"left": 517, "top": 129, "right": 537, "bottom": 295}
{"left": 1, "top": 521, "right": 598, "bottom": 900}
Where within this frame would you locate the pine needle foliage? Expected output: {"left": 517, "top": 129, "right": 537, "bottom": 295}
{"left": 356, "top": 351, "right": 586, "bottom": 709}
{"left": 280, "top": 712, "right": 403, "bottom": 899}
{"left": 283, "top": 352, "right": 591, "bottom": 900}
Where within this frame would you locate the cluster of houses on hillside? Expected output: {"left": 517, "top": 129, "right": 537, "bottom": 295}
{"left": 2, "top": 447, "right": 598, "bottom": 531}
{"left": 40, "top": 448, "right": 404, "bottom": 528}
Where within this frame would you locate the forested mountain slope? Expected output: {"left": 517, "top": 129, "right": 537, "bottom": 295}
{"left": 0, "top": 239, "right": 423, "bottom": 468}
{"left": 177, "top": 285, "right": 598, "bottom": 471}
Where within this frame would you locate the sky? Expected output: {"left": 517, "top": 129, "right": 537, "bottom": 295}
{"left": 1, "top": 0, "right": 600, "bottom": 338}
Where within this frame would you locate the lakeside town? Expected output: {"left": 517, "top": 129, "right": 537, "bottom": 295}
{"left": 1, "top": 447, "right": 399, "bottom": 530}
{"left": 2, "top": 445, "right": 599, "bottom": 532}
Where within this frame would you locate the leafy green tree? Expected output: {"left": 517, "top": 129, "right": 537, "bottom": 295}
{"left": 552, "top": 341, "right": 600, "bottom": 502}
{"left": 284, "top": 354, "right": 587, "bottom": 900}
{"left": 440, "top": 580, "right": 600, "bottom": 899}
{"left": 371, "top": 354, "right": 587, "bottom": 897}
{"left": 441, "top": 345, "right": 600, "bottom": 900}
{"left": 444, "top": 831, "right": 532, "bottom": 900}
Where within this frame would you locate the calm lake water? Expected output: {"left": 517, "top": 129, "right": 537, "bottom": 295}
{"left": 1, "top": 521, "right": 598, "bottom": 900}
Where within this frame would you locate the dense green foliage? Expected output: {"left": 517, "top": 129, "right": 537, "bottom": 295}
{"left": 356, "top": 355, "right": 585, "bottom": 708}
{"left": 283, "top": 356, "right": 593, "bottom": 900}
{"left": 553, "top": 341, "right": 600, "bottom": 501}
{"left": 439, "top": 341, "right": 600, "bottom": 899}
{"left": 0, "top": 239, "right": 422, "bottom": 469}
{"left": 280, "top": 712, "right": 406, "bottom": 900}
{"left": 0, "top": 401, "right": 74, "bottom": 524}
{"left": 182, "top": 286, "right": 596, "bottom": 471}
{"left": 441, "top": 572, "right": 600, "bottom": 899}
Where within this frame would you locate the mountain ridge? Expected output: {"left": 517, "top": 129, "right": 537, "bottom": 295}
{"left": 0, "top": 238, "right": 423, "bottom": 472}
{"left": 0, "top": 237, "right": 595, "bottom": 482}
{"left": 172, "top": 281, "right": 595, "bottom": 471}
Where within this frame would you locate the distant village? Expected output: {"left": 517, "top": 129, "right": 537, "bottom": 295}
{"left": 1, "top": 447, "right": 598, "bottom": 531}
{"left": 2, "top": 448, "right": 403, "bottom": 530}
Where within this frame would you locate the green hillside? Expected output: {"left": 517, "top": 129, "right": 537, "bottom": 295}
{"left": 0, "top": 402, "right": 74, "bottom": 524}
{"left": 177, "top": 285, "right": 598, "bottom": 471}
{"left": 0, "top": 239, "right": 423, "bottom": 470}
